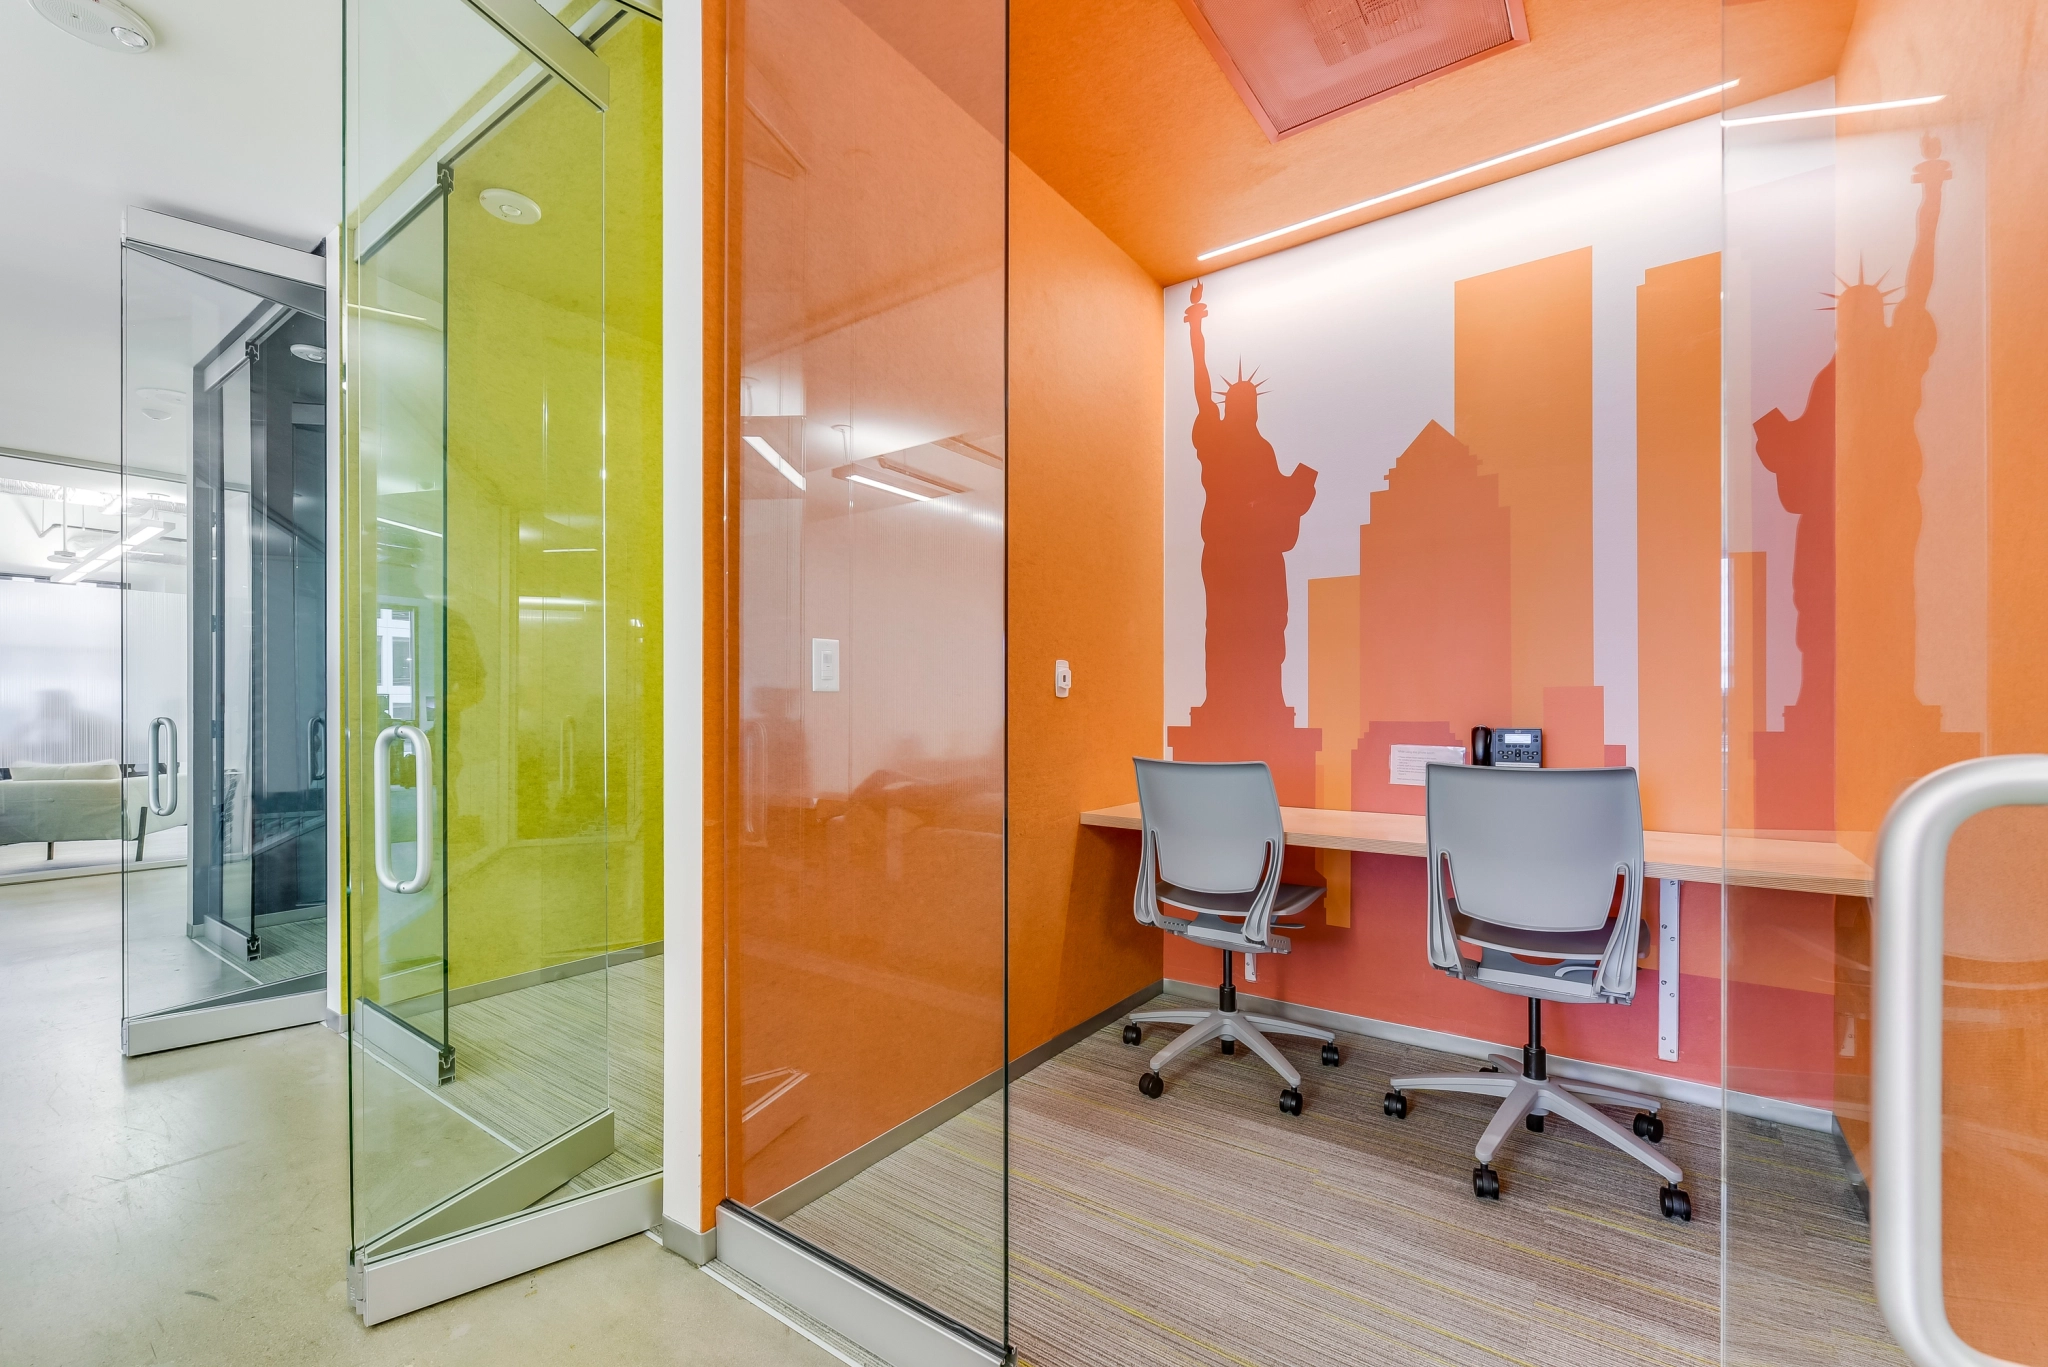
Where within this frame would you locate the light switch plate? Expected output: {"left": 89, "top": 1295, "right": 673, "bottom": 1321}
{"left": 1054, "top": 659, "right": 1072, "bottom": 698}
{"left": 811, "top": 638, "right": 840, "bottom": 692}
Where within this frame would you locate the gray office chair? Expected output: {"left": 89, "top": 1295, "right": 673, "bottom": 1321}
{"left": 1382, "top": 764, "right": 1692, "bottom": 1221}
{"left": 1123, "top": 758, "right": 1340, "bottom": 1115}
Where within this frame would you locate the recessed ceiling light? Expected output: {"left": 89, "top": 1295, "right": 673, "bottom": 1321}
{"left": 479, "top": 188, "right": 542, "bottom": 225}
{"left": 134, "top": 386, "right": 183, "bottom": 421}
{"left": 30, "top": 0, "right": 156, "bottom": 53}
{"left": 290, "top": 343, "right": 327, "bottom": 364}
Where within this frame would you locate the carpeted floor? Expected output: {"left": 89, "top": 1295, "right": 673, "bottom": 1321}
{"left": 783, "top": 992, "right": 1904, "bottom": 1367}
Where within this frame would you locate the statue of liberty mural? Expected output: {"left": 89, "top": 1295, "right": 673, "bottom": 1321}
{"left": 1170, "top": 282, "right": 1322, "bottom": 803}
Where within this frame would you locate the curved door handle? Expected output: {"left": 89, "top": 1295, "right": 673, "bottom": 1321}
{"left": 1873, "top": 754, "right": 2048, "bottom": 1367}
{"left": 148, "top": 717, "right": 178, "bottom": 816}
{"left": 372, "top": 724, "right": 434, "bottom": 895}
{"left": 309, "top": 716, "right": 326, "bottom": 784}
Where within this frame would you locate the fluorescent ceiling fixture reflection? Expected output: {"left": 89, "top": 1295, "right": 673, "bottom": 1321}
{"left": 55, "top": 522, "right": 162, "bottom": 584}
{"left": 1198, "top": 80, "right": 1740, "bottom": 262}
{"left": 846, "top": 473, "right": 932, "bottom": 502}
{"left": 377, "top": 516, "right": 443, "bottom": 538}
{"left": 543, "top": 547, "right": 597, "bottom": 553}
{"left": 350, "top": 303, "right": 433, "bottom": 324}
{"left": 1722, "top": 94, "right": 1944, "bottom": 127}
{"left": 743, "top": 435, "right": 806, "bottom": 490}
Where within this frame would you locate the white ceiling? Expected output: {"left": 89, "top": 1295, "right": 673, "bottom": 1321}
{"left": 0, "top": 0, "right": 339, "bottom": 466}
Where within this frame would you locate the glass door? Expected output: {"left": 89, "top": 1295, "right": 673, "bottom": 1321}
{"left": 721, "top": 0, "right": 1010, "bottom": 1353}
{"left": 343, "top": 0, "right": 656, "bottom": 1321}
{"left": 1721, "top": 2, "right": 2048, "bottom": 1361}
{"left": 119, "top": 223, "right": 330, "bottom": 1051}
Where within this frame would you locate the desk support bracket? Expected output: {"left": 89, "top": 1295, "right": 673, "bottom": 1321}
{"left": 1658, "top": 879, "right": 1680, "bottom": 1062}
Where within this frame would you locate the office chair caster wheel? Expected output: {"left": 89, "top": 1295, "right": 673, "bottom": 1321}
{"left": 1383, "top": 1091, "right": 1409, "bottom": 1118}
{"left": 1221, "top": 1038, "right": 1236, "bottom": 1054}
{"left": 1525, "top": 1113, "right": 1545, "bottom": 1133}
{"left": 1660, "top": 1184, "right": 1692, "bottom": 1221}
{"left": 1633, "top": 1112, "right": 1664, "bottom": 1143}
{"left": 1279, "top": 1088, "right": 1304, "bottom": 1116}
{"left": 1138, "top": 1071, "right": 1164, "bottom": 1099}
{"left": 1473, "top": 1165, "right": 1501, "bottom": 1200}
{"left": 1122, "top": 1023, "right": 1142, "bottom": 1046}
{"left": 1321, "top": 1042, "right": 1341, "bottom": 1067}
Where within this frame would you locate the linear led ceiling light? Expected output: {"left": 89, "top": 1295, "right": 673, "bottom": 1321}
{"left": 1198, "top": 80, "right": 1740, "bottom": 263}
{"left": 846, "top": 473, "right": 932, "bottom": 502}
{"left": 1722, "top": 94, "right": 1944, "bottom": 127}
{"left": 743, "top": 435, "right": 807, "bottom": 491}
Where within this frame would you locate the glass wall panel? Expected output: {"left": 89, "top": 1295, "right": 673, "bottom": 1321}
{"left": 117, "top": 243, "right": 328, "bottom": 1027}
{"left": 726, "top": 0, "right": 1009, "bottom": 1343}
{"left": 342, "top": 0, "right": 657, "bottom": 1286}
{"left": 1722, "top": 2, "right": 2048, "bottom": 1361}
{"left": 0, "top": 456, "right": 126, "bottom": 883}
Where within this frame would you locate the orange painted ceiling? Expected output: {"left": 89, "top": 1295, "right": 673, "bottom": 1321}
{"left": 1012, "top": 0, "right": 1855, "bottom": 283}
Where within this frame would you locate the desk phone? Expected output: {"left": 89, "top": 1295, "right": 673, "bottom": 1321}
{"left": 1491, "top": 729, "right": 1542, "bottom": 768}
{"left": 1471, "top": 726, "right": 1542, "bottom": 768}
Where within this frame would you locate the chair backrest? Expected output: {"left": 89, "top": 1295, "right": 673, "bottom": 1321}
{"left": 1426, "top": 765, "right": 1643, "bottom": 933}
{"left": 1133, "top": 758, "right": 1284, "bottom": 894}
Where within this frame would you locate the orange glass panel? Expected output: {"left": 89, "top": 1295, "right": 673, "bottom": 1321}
{"left": 726, "top": 0, "right": 1007, "bottom": 1340}
{"left": 1723, "top": 1, "right": 2048, "bottom": 1360}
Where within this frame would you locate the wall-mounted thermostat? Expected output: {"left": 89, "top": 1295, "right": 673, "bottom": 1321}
{"left": 811, "top": 638, "right": 840, "bottom": 692}
{"left": 1492, "top": 728, "right": 1542, "bottom": 768}
{"left": 1054, "top": 659, "right": 1072, "bottom": 698}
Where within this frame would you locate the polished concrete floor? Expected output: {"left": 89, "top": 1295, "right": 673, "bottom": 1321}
{"left": 0, "top": 870, "right": 836, "bottom": 1367}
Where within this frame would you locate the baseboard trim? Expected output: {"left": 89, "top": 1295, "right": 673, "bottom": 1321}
{"left": 1162, "top": 980, "right": 1836, "bottom": 1133}
{"left": 446, "top": 941, "right": 664, "bottom": 1008}
{"left": 351, "top": 1173, "right": 660, "bottom": 1326}
{"left": 755, "top": 980, "right": 1162, "bottom": 1221}
{"left": 0, "top": 855, "right": 183, "bottom": 887}
{"left": 715, "top": 1200, "right": 1003, "bottom": 1367}
{"left": 659, "top": 1214, "right": 717, "bottom": 1265}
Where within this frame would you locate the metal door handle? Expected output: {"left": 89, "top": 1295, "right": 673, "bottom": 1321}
{"left": 1873, "top": 754, "right": 2048, "bottom": 1367}
{"left": 309, "top": 716, "right": 326, "bottom": 783}
{"left": 372, "top": 723, "right": 434, "bottom": 894}
{"left": 148, "top": 717, "right": 178, "bottom": 816}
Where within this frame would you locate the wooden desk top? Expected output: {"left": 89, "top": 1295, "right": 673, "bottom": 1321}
{"left": 1078, "top": 803, "right": 1874, "bottom": 898}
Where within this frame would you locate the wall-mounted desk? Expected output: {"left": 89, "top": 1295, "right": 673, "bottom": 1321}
{"left": 1078, "top": 803, "right": 1874, "bottom": 899}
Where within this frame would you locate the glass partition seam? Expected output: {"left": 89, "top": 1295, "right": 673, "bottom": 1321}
{"left": 1001, "top": 0, "right": 1012, "bottom": 1351}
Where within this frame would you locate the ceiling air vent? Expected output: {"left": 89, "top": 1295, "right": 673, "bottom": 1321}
{"left": 1175, "top": 0, "right": 1526, "bottom": 140}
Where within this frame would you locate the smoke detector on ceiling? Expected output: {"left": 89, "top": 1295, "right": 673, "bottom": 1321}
{"left": 29, "top": 0, "right": 156, "bottom": 52}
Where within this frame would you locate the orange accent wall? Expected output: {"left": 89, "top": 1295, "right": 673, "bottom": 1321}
{"left": 1635, "top": 252, "right": 1721, "bottom": 834}
{"left": 1307, "top": 575, "right": 1359, "bottom": 813}
{"left": 1307, "top": 574, "right": 1360, "bottom": 928}
{"left": 1726, "top": 549, "right": 1768, "bottom": 834}
{"left": 1455, "top": 248, "right": 1595, "bottom": 725}
{"left": 1007, "top": 157, "right": 1167, "bottom": 1059}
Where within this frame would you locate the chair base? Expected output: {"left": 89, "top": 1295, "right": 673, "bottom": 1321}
{"left": 1388, "top": 1052, "right": 1683, "bottom": 1185}
{"left": 1128, "top": 1006, "right": 1335, "bottom": 1090}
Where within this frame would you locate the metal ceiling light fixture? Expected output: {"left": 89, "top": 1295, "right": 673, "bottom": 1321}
{"left": 29, "top": 0, "right": 157, "bottom": 52}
